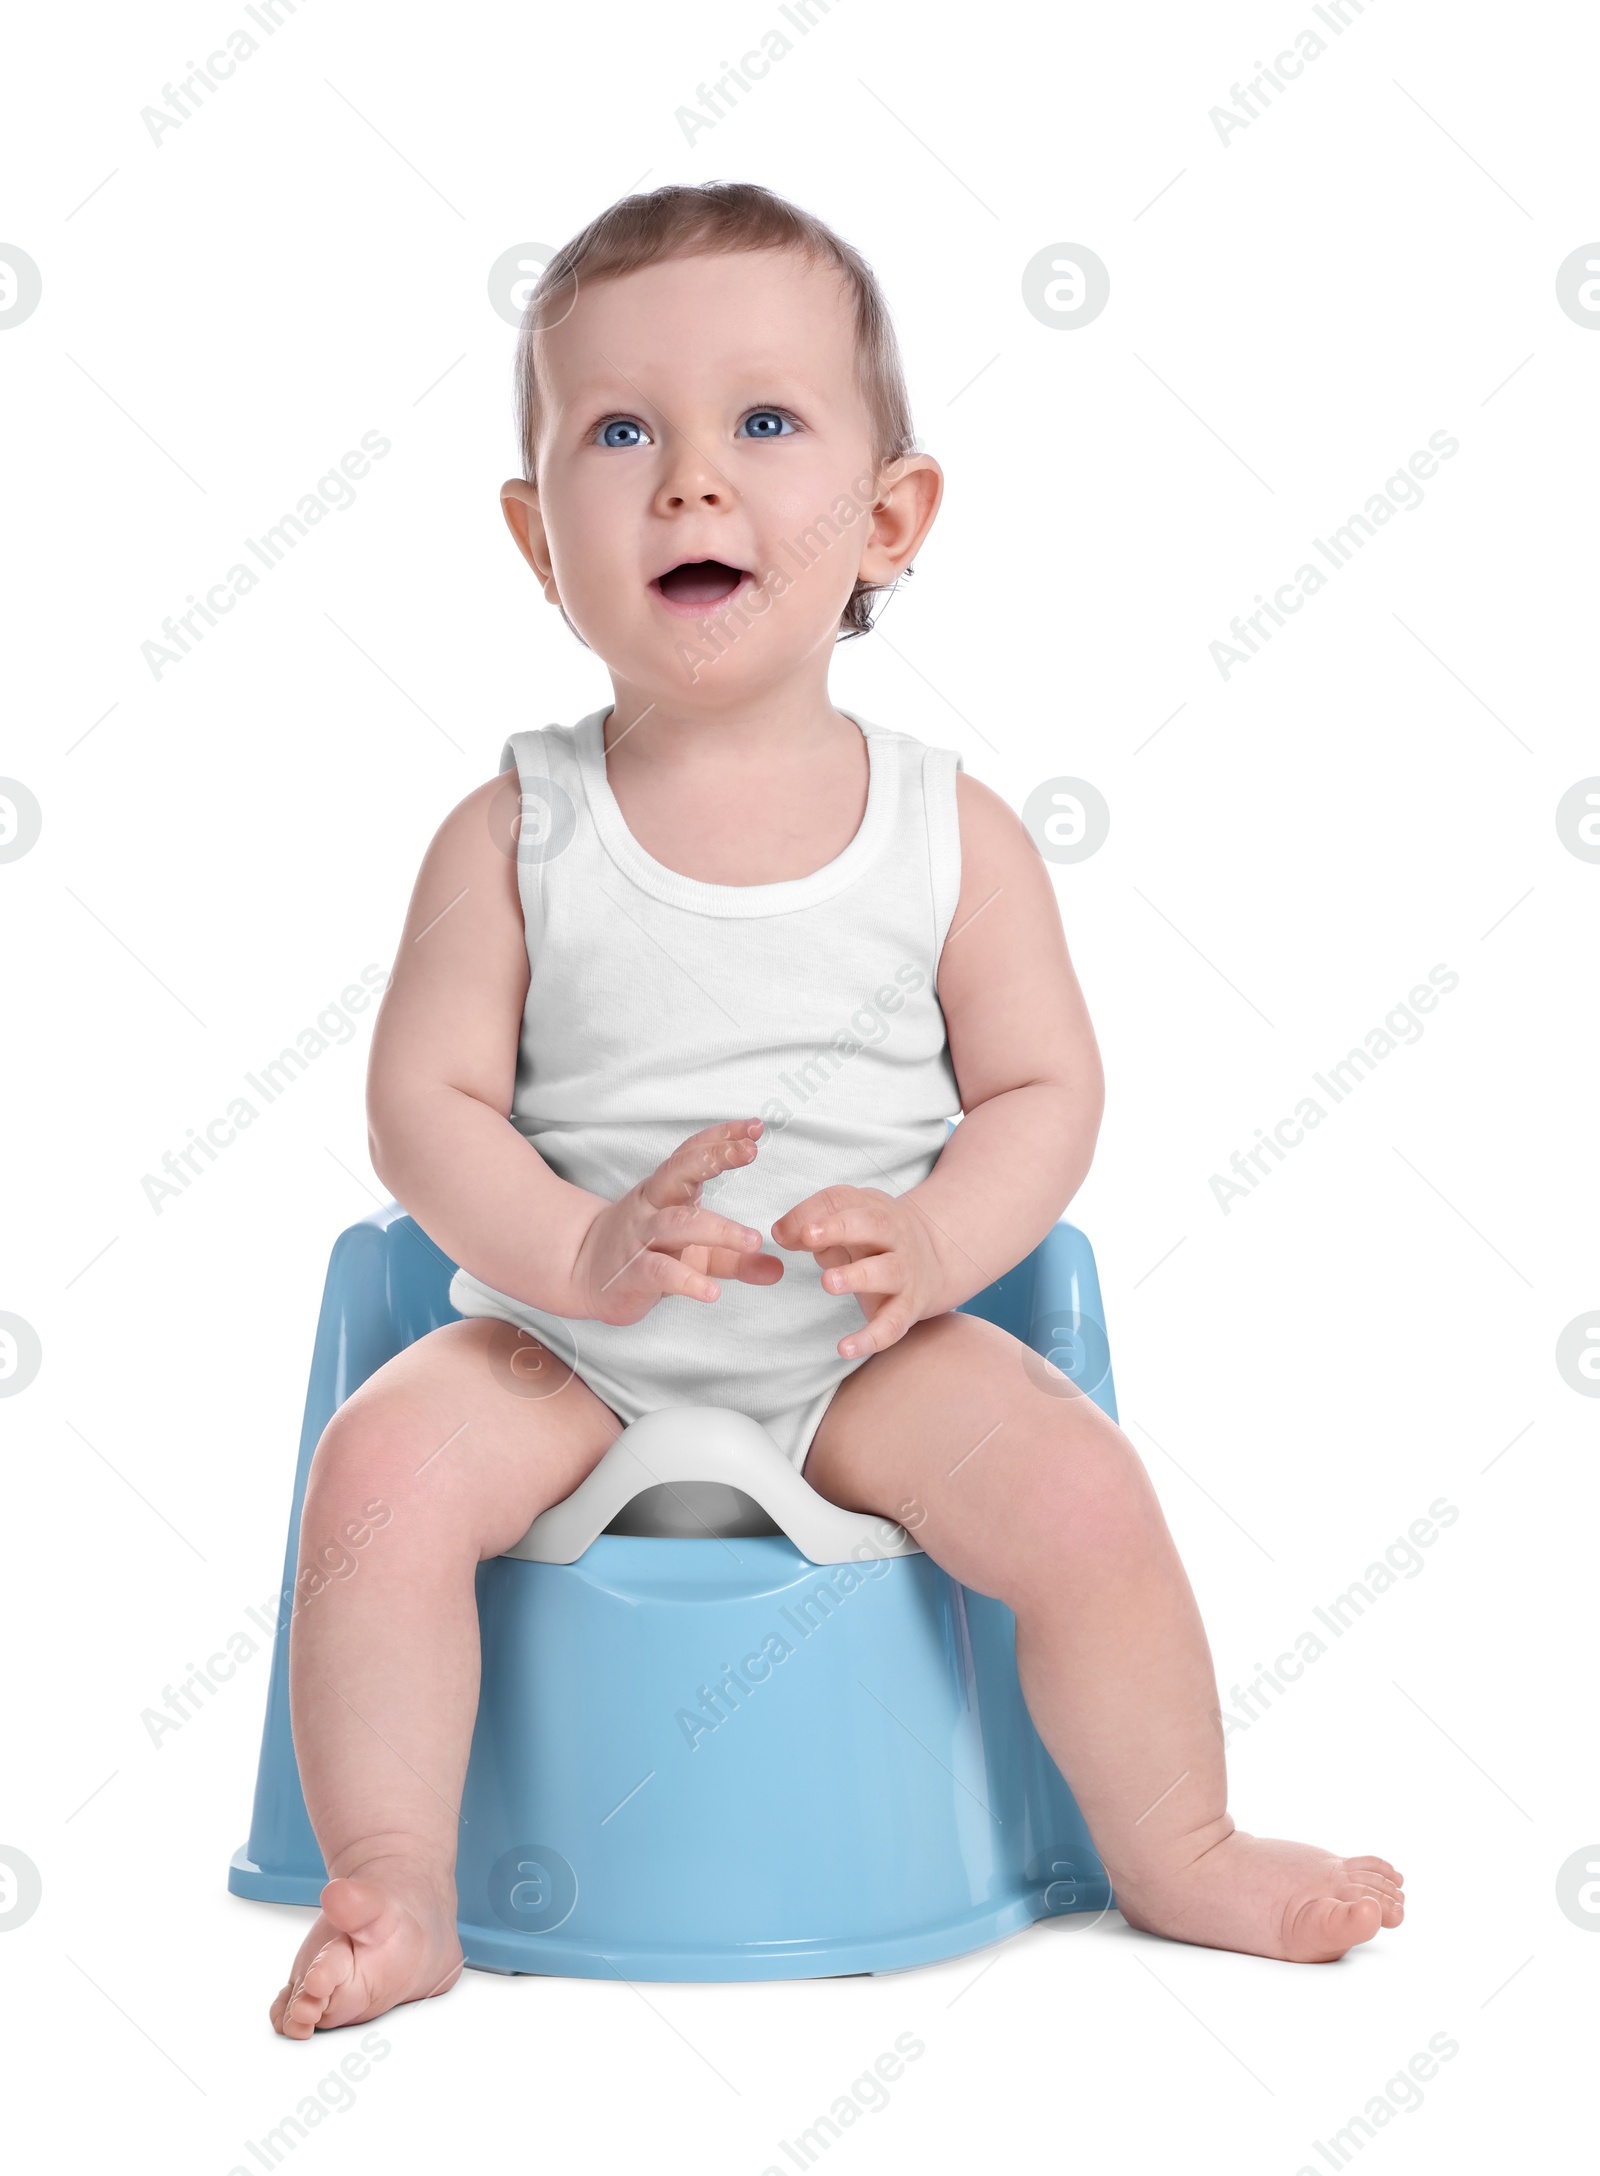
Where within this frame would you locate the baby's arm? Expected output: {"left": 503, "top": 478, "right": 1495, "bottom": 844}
{"left": 365, "top": 777, "right": 601, "bottom": 1314}
{"left": 912, "top": 770, "right": 1105, "bottom": 1302}
{"left": 775, "top": 772, "right": 1103, "bottom": 1341}
{"left": 366, "top": 777, "right": 773, "bottom": 1318}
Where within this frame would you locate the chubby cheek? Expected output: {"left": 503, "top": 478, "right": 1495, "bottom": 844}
{"left": 747, "top": 525, "right": 863, "bottom": 637}
{"left": 758, "top": 455, "right": 868, "bottom": 554}
{"left": 543, "top": 493, "right": 639, "bottom": 627}
{"left": 756, "top": 464, "right": 877, "bottom": 606}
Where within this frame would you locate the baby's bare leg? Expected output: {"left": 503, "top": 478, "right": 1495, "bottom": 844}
{"left": 805, "top": 1311, "right": 1404, "bottom": 1963}
{"left": 270, "top": 1320, "right": 622, "bottom": 2037}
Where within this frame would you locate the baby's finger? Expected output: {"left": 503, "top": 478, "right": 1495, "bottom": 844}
{"left": 642, "top": 1120, "right": 763, "bottom": 1211}
{"left": 772, "top": 1187, "right": 862, "bottom": 1251}
{"left": 791, "top": 1198, "right": 890, "bottom": 1255}
{"left": 819, "top": 1252, "right": 902, "bottom": 1299}
{"left": 838, "top": 1304, "right": 912, "bottom": 1360}
{"left": 681, "top": 1238, "right": 778, "bottom": 1282}
{"left": 653, "top": 1202, "right": 766, "bottom": 1260}
{"left": 636, "top": 1247, "right": 723, "bottom": 1305}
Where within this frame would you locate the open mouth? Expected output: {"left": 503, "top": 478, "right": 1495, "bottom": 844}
{"left": 650, "top": 560, "right": 750, "bottom": 615}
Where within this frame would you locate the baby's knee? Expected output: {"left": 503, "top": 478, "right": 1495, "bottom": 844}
{"left": 1006, "top": 1408, "right": 1159, "bottom": 1571}
{"left": 1058, "top": 1396, "right": 1157, "bottom": 1509}
{"left": 305, "top": 1395, "right": 415, "bottom": 1524}
{"left": 296, "top": 1487, "right": 396, "bottom": 1601}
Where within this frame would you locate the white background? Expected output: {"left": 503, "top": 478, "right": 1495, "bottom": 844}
{"left": 2, "top": 0, "right": 1595, "bottom": 2169}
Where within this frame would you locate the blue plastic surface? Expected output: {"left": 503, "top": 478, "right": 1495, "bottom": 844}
{"left": 229, "top": 1202, "right": 1120, "bottom": 1978}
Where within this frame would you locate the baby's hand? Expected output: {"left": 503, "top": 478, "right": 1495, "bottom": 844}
{"left": 771, "top": 1186, "right": 951, "bottom": 1360}
{"left": 571, "top": 1120, "right": 783, "bottom": 1325}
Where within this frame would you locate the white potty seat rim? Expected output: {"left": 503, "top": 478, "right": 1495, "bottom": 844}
{"left": 502, "top": 1406, "right": 923, "bottom": 1566}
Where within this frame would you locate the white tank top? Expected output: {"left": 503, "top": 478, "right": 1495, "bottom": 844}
{"left": 448, "top": 705, "right": 965, "bottom": 1458}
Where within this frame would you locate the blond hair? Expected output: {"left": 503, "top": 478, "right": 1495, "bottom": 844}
{"left": 514, "top": 181, "right": 916, "bottom": 637}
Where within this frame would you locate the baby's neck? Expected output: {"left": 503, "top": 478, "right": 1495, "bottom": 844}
{"left": 601, "top": 674, "right": 851, "bottom": 774}
{"left": 594, "top": 684, "right": 874, "bottom": 887}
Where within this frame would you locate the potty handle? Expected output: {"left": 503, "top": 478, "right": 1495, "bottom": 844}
{"left": 502, "top": 1406, "right": 923, "bottom": 1567}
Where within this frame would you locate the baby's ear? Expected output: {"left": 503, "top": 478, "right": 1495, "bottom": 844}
{"left": 500, "top": 479, "right": 558, "bottom": 596}
{"left": 859, "top": 453, "right": 943, "bottom": 586}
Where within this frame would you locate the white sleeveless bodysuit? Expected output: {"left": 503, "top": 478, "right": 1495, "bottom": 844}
{"left": 447, "top": 706, "right": 965, "bottom": 1471}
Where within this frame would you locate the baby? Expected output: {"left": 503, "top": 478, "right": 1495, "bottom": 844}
{"left": 271, "top": 181, "right": 1402, "bottom": 2037}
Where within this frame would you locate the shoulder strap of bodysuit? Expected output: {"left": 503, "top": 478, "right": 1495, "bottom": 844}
{"left": 920, "top": 740, "right": 965, "bottom": 990}
{"left": 497, "top": 725, "right": 570, "bottom": 971}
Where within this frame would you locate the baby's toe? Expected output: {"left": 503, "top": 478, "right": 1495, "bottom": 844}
{"left": 1347, "top": 1854, "right": 1403, "bottom": 1887}
{"left": 272, "top": 1978, "right": 320, "bottom": 2040}
{"left": 1361, "top": 1881, "right": 1405, "bottom": 1927}
{"left": 1285, "top": 1890, "right": 1382, "bottom": 1961}
{"left": 1344, "top": 1856, "right": 1405, "bottom": 1922}
{"left": 276, "top": 1937, "right": 356, "bottom": 2038}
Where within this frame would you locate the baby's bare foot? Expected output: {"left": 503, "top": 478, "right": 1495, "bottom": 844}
{"left": 1114, "top": 1831, "right": 1404, "bottom": 1963}
{"left": 270, "top": 1858, "right": 463, "bottom": 2038}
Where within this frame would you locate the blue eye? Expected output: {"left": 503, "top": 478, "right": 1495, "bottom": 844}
{"left": 740, "top": 408, "right": 794, "bottom": 438}
{"left": 597, "top": 417, "right": 647, "bottom": 448}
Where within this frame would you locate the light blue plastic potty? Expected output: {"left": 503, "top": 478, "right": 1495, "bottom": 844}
{"left": 230, "top": 1203, "right": 1119, "bottom": 1979}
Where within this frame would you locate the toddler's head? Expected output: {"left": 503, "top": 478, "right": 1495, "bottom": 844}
{"left": 499, "top": 182, "right": 941, "bottom": 712}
